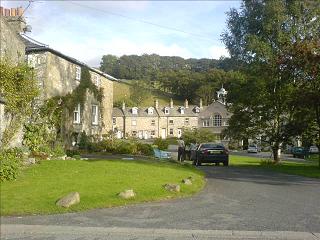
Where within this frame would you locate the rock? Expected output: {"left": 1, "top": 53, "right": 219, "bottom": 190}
{"left": 56, "top": 155, "right": 67, "bottom": 160}
{"left": 66, "top": 156, "right": 75, "bottom": 160}
{"left": 56, "top": 192, "right": 80, "bottom": 208}
{"left": 164, "top": 184, "right": 180, "bottom": 192}
{"left": 23, "top": 158, "right": 36, "bottom": 165}
{"left": 182, "top": 178, "right": 192, "bottom": 185}
{"left": 118, "top": 189, "right": 136, "bottom": 199}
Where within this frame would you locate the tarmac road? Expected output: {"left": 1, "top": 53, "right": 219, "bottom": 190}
{"left": 1, "top": 166, "right": 320, "bottom": 239}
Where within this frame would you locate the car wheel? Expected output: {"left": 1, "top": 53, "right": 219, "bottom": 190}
{"left": 196, "top": 157, "right": 202, "bottom": 166}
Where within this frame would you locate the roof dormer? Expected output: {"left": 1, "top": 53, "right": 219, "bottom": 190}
{"left": 132, "top": 107, "right": 138, "bottom": 115}
{"left": 147, "top": 107, "right": 154, "bottom": 115}
{"left": 164, "top": 107, "right": 170, "bottom": 115}
{"left": 180, "top": 106, "right": 185, "bottom": 114}
{"left": 194, "top": 106, "right": 200, "bottom": 113}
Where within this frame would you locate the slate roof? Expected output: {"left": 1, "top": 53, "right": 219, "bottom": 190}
{"left": 122, "top": 107, "right": 159, "bottom": 117}
{"left": 20, "top": 34, "right": 118, "bottom": 81}
{"left": 112, "top": 108, "right": 124, "bottom": 117}
{"left": 157, "top": 105, "right": 200, "bottom": 117}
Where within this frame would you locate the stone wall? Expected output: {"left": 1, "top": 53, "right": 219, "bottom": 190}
{"left": 0, "top": 17, "right": 26, "bottom": 147}
{"left": 27, "top": 51, "right": 114, "bottom": 142}
{"left": 0, "top": 17, "right": 25, "bottom": 63}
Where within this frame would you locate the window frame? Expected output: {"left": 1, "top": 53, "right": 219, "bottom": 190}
{"left": 185, "top": 118, "right": 189, "bottom": 125}
{"left": 202, "top": 119, "right": 210, "bottom": 127}
{"left": 213, "top": 114, "right": 222, "bottom": 127}
{"left": 169, "top": 128, "right": 174, "bottom": 135}
{"left": 73, "top": 104, "right": 81, "bottom": 124}
{"left": 91, "top": 105, "right": 99, "bottom": 125}
{"left": 132, "top": 119, "right": 137, "bottom": 126}
{"left": 75, "top": 66, "right": 81, "bottom": 81}
{"left": 151, "top": 119, "right": 156, "bottom": 126}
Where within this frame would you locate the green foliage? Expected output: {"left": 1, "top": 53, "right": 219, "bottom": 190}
{"left": 222, "top": 0, "right": 320, "bottom": 162}
{"left": 0, "top": 148, "right": 23, "bottom": 181}
{"left": 0, "top": 61, "right": 39, "bottom": 147}
{"left": 64, "top": 67, "right": 103, "bottom": 110}
{"left": 129, "top": 80, "right": 152, "bottom": 106}
{"left": 153, "top": 138, "right": 169, "bottom": 150}
{"left": 182, "top": 128, "right": 219, "bottom": 146}
{"left": 137, "top": 142, "right": 154, "bottom": 156}
{"left": 66, "top": 149, "right": 80, "bottom": 157}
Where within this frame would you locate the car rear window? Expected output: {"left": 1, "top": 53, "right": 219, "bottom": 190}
{"left": 201, "top": 144, "right": 224, "bottom": 149}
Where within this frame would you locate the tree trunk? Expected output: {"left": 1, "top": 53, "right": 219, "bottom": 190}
{"left": 272, "top": 144, "right": 280, "bottom": 163}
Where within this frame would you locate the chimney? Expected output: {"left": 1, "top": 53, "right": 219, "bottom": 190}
{"left": 0, "top": 7, "right": 4, "bottom": 16}
{"left": 199, "top": 98, "right": 203, "bottom": 109}
{"left": 11, "top": 8, "right": 16, "bottom": 16}
{"left": 154, "top": 99, "right": 159, "bottom": 109}
{"left": 17, "top": 7, "right": 23, "bottom": 16}
{"left": 184, "top": 99, "right": 189, "bottom": 108}
{"left": 122, "top": 101, "right": 126, "bottom": 110}
{"left": 170, "top": 98, "right": 174, "bottom": 108}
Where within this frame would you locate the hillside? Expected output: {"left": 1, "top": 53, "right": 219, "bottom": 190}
{"left": 113, "top": 80, "right": 184, "bottom": 107}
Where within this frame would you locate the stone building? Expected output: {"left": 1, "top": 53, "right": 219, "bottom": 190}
{"left": 0, "top": 10, "right": 117, "bottom": 146}
{"left": 112, "top": 87, "right": 231, "bottom": 140}
{"left": 20, "top": 34, "right": 117, "bottom": 144}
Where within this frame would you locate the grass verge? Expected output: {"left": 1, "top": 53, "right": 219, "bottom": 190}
{"left": 230, "top": 155, "right": 320, "bottom": 178}
{"left": 0, "top": 159, "right": 205, "bottom": 216}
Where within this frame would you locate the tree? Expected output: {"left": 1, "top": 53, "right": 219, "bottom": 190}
{"left": 222, "top": 0, "right": 320, "bottom": 162}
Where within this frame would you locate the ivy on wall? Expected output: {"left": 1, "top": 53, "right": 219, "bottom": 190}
{"left": 24, "top": 66, "right": 104, "bottom": 150}
{"left": 0, "top": 61, "right": 39, "bottom": 147}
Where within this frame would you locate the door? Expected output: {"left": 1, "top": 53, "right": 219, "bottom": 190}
{"left": 161, "top": 128, "right": 166, "bottom": 139}
{"left": 116, "top": 131, "right": 122, "bottom": 139}
{"left": 177, "top": 128, "right": 182, "bottom": 138}
{"left": 138, "top": 131, "right": 143, "bottom": 139}
{"left": 144, "top": 131, "right": 148, "bottom": 139}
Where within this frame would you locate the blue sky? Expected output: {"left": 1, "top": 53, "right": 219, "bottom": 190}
{"left": 2, "top": 1, "right": 241, "bottom": 67}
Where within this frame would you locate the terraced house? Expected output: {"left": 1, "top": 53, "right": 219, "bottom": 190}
{"left": 112, "top": 87, "right": 231, "bottom": 140}
{"left": 0, "top": 11, "right": 117, "bottom": 147}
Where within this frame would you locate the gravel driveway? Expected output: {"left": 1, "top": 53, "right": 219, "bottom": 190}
{"left": 1, "top": 166, "right": 320, "bottom": 239}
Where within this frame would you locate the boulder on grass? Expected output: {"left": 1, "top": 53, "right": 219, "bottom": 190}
{"left": 118, "top": 189, "right": 136, "bottom": 199}
{"left": 56, "top": 192, "right": 80, "bottom": 208}
{"left": 164, "top": 184, "right": 180, "bottom": 192}
{"left": 182, "top": 178, "right": 192, "bottom": 185}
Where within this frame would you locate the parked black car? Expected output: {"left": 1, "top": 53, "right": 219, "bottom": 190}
{"left": 192, "top": 143, "right": 229, "bottom": 166}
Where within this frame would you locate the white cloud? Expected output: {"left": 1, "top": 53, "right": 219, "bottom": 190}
{"left": 208, "top": 45, "right": 229, "bottom": 59}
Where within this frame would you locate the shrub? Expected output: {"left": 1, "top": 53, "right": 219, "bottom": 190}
{"left": 153, "top": 138, "right": 169, "bottom": 150}
{"left": 66, "top": 149, "right": 80, "bottom": 157}
{"left": 0, "top": 148, "right": 23, "bottom": 181}
{"left": 137, "top": 143, "right": 154, "bottom": 156}
{"left": 51, "top": 143, "right": 66, "bottom": 157}
{"left": 114, "top": 141, "right": 137, "bottom": 154}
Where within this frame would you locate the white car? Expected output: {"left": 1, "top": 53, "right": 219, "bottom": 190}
{"left": 309, "top": 146, "right": 319, "bottom": 154}
{"left": 247, "top": 145, "right": 258, "bottom": 153}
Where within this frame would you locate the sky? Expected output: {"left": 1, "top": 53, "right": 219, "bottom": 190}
{"left": 2, "top": 1, "right": 241, "bottom": 67}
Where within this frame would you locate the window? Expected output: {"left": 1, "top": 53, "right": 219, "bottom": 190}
{"left": 151, "top": 130, "right": 156, "bottom": 136}
{"left": 169, "top": 129, "right": 174, "bottom": 135}
{"left": 132, "top": 107, "right": 138, "bottom": 115}
{"left": 132, "top": 119, "right": 137, "bottom": 126}
{"left": 169, "top": 119, "right": 174, "bottom": 124}
{"left": 194, "top": 107, "right": 200, "bottom": 113}
{"left": 203, "top": 119, "right": 210, "bottom": 127}
{"left": 185, "top": 118, "right": 189, "bottom": 125}
{"left": 151, "top": 119, "right": 155, "bottom": 126}
{"left": 148, "top": 107, "right": 154, "bottom": 115}
{"left": 132, "top": 131, "right": 137, "bottom": 137}
{"left": 73, "top": 104, "right": 81, "bottom": 124}
{"left": 93, "top": 75, "right": 100, "bottom": 87}
{"left": 164, "top": 107, "right": 169, "bottom": 114}
{"left": 180, "top": 107, "right": 185, "bottom": 114}
{"left": 213, "top": 114, "right": 222, "bottom": 127}
{"left": 113, "top": 117, "right": 116, "bottom": 125}
{"left": 92, "top": 105, "right": 98, "bottom": 125}
{"left": 75, "top": 66, "right": 81, "bottom": 81}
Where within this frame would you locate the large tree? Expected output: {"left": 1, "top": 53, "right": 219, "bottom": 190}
{"left": 222, "top": 0, "right": 320, "bottom": 162}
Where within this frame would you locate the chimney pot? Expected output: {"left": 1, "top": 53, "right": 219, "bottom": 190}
{"left": 17, "top": 7, "right": 23, "bottom": 16}
{"left": 199, "top": 98, "right": 203, "bottom": 109}
{"left": 122, "top": 101, "right": 126, "bottom": 110}
{"left": 170, "top": 98, "right": 174, "bottom": 108}
{"left": 154, "top": 99, "right": 159, "bottom": 109}
{"left": 184, "top": 99, "right": 189, "bottom": 108}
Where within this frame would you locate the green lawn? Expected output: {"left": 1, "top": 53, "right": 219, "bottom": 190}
{"left": 230, "top": 155, "right": 320, "bottom": 178}
{"left": 0, "top": 159, "right": 205, "bottom": 216}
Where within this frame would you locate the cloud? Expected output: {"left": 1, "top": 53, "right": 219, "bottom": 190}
{"left": 208, "top": 45, "right": 229, "bottom": 59}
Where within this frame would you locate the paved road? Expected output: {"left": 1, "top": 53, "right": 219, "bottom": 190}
{"left": 230, "top": 151, "right": 311, "bottom": 162}
{"left": 1, "top": 167, "right": 320, "bottom": 239}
